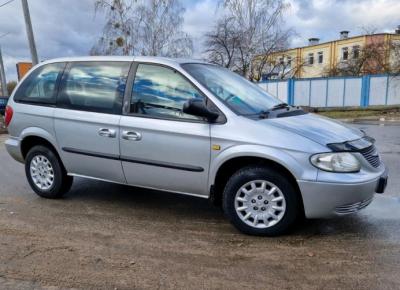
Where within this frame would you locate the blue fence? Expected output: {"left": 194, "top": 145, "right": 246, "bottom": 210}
{"left": 258, "top": 74, "right": 400, "bottom": 107}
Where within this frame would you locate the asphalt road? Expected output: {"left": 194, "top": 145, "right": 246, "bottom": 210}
{"left": 0, "top": 123, "right": 399, "bottom": 290}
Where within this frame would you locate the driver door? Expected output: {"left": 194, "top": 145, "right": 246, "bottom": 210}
{"left": 119, "top": 63, "right": 211, "bottom": 196}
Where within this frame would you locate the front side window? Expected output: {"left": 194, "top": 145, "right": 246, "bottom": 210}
{"left": 14, "top": 62, "right": 65, "bottom": 104}
{"left": 130, "top": 64, "right": 205, "bottom": 120}
{"left": 182, "top": 63, "right": 281, "bottom": 116}
{"left": 58, "top": 62, "right": 130, "bottom": 114}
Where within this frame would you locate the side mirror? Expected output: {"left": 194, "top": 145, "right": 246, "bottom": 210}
{"left": 183, "top": 99, "right": 219, "bottom": 122}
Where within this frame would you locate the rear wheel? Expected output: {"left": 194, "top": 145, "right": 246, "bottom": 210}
{"left": 25, "top": 145, "right": 73, "bottom": 198}
{"left": 223, "top": 166, "right": 300, "bottom": 236}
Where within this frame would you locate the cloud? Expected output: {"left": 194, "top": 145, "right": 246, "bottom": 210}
{"left": 286, "top": 0, "right": 400, "bottom": 48}
{"left": 0, "top": 0, "right": 104, "bottom": 82}
{"left": 182, "top": 0, "right": 220, "bottom": 58}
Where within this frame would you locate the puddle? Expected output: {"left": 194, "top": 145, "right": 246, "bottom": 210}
{"left": 361, "top": 195, "right": 400, "bottom": 220}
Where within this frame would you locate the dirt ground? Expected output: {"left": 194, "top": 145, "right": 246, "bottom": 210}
{"left": 0, "top": 123, "right": 400, "bottom": 290}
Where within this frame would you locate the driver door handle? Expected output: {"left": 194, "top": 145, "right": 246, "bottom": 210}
{"left": 122, "top": 130, "right": 142, "bottom": 141}
{"left": 98, "top": 128, "right": 116, "bottom": 138}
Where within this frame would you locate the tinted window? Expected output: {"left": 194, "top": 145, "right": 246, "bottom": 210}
{"left": 14, "top": 62, "right": 65, "bottom": 104}
{"left": 131, "top": 64, "right": 204, "bottom": 120}
{"left": 58, "top": 62, "right": 130, "bottom": 114}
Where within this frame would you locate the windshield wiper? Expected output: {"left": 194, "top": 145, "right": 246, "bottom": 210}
{"left": 258, "top": 103, "right": 289, "bottom": 119}
{"left": 271, "top": 103, "right": 289, "bottom": 110}
{"left": 258, "top": 110, "right": 269, "bottom": 119}
{"left": 241, "top": 103, "right": 290, "bottom": 119}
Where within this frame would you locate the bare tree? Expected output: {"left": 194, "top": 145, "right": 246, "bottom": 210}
{"left": 325, "top": 40, "right": 400, "bottom": 77}
{"left": 91, "top": 0, "right": 193, "bottom": 57}
{"left": 204, "top": 16, "right": 240, "bottom": 69}
{"left": 91, "top": 0, "right": 138, "bottom": 56}
{"left": 358, "top": 25, "right": 379, "bottom": 35}
{"left": 6, "top": 81, "right": 17, "bottom": 96}
{"left": 389, "top": 41, "right": 400, "bottom": 76}
{"left": 203, "top": 0, "right": 292, "bottom": 81}
{"left": 260, "top": 54, "right": 307, "bottom": 81}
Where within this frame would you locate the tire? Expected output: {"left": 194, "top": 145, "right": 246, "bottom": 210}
{"left": 25, "top": 145, "right": 73, "bottom": 199}
{"left": 223, "top": 166, "right": 300, "bottom": 236}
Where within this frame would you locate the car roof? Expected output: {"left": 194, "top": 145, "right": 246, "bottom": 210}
{"left": 38, "top": 56, "right": 209, "bottom": 67}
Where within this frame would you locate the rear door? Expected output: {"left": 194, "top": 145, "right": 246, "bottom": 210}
{"left": 119, "top": 63, "right": 211, "bottom": 196}
{"left": 54, "top": 61, "right": 130, "bottom": 183}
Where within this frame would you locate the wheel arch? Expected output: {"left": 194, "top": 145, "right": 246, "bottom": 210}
{"left": 209, "top": 148, "right": 305, "bottom": 215}
{"left": 19, "top": 128, "right": 62, "bottom": 163}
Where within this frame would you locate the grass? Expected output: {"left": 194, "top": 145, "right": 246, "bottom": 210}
{"left": 313, "top": 106, "right": 400, "bottom": 119}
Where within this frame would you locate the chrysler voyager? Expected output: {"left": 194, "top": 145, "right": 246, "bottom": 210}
{"left": 4, "top": 56, "right": 388, "bottom": 236}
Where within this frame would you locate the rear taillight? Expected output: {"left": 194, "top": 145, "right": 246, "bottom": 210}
{"left": 4, "top": 105, "right": 13, "bottom": 127}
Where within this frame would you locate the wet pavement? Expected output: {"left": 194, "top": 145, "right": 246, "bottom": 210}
{"left": 0, "top": 123, "right": 399, "bottom": 289}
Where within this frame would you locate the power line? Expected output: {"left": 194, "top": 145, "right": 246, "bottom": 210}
{"left": 0, "top": 0, "right": 15, "bottom": 9}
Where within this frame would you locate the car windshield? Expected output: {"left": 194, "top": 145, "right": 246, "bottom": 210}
{"left": 182, "top": 63, "right": 282, "bottom": 115}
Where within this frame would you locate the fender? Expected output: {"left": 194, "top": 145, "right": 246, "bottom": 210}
{"left": 208, "top": 144, "right": 318, "bottom": 190}
{"left": 20, "top": 127, "right": 62, "bottom": 156}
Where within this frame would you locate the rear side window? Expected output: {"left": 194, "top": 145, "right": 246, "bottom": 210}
{"left": 58, "top": 62, "right": 130, "bottom": 114}
{"left": 14, "top": 62, "right": 65, "bottom": 104}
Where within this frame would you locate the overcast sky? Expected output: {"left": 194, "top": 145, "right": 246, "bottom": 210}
{"left": 0, "top": 0, "right": 399, "bottom": 81}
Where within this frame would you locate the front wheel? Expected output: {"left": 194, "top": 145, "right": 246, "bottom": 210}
{"left": 25, "top": 145, "right": 73, "bottom": 199}
{"left": 223, "top": 166, "right": 300, "bottom": 236}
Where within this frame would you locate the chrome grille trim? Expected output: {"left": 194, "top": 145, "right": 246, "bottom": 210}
{"left": 360, "top": 145, "right": 381, "bottom": 168}
{"left": 335, "top": 197, "right": 374, "bottom": 215}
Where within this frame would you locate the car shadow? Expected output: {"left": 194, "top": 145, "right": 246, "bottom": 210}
{"left": 63, "top": 177, "right": 224, "bottom": 222}
{"left": 61, "top": 177, "right": 395, "bottom": 240}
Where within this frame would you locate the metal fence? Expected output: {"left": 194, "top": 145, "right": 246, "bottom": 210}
{"left": 258, "top": 75, "right": 400, "bottom": 107}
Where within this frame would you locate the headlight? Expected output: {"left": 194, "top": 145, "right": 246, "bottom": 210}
{"left": 310, "top": 152, "right": 361, "bottom": 173}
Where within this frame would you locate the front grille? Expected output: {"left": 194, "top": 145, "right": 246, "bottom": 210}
{"left": 360, "top": 145, "right": 381, "bottom": 168}
{"left": 335, "top": 197, "right": 373, "bottom": 215}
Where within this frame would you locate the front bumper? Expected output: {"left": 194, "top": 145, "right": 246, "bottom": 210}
{"left": 5, "top": 137, "right": 24, "bottom": 163}
{"left": 298, "top": 168, "right": 387, "bottom": 218}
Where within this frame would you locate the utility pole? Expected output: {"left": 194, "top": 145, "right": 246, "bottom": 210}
{"left": 21, "top": 0, "right": 38, "bottom": 65}
{"left": 0, "top": 46, "right": 7, "bottom": 96}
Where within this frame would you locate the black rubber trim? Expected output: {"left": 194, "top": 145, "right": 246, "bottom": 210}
{"left": 120, "top": 155, "right": 204, "bottom": 172}
{"left": 62, "top": 147, "right": 120, "bottom": 161}
{"left": 62, "top": 147, "right": 204, "bottom": 172}
{"left": 376, "top": 176, "right": 388, "bottom": 194}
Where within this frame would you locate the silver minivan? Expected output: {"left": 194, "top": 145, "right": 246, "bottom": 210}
{"left": 4, "top": 56, "right": 388, "bottom": 236}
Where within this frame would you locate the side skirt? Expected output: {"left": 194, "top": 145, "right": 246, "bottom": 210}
{"left": 67, "top": 173, "right": 209, "bottom": 199}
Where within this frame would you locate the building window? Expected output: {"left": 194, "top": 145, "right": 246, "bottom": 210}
{"left": 318, "top": 52, "right": 323, "bottom": 64}
{"left": 342, "top": 47, "right": 349, "bottom": 60}
{"left": 287, "top": 57, "right": 292, "bottom": 67}
{"left": 353, "top": 45, "right": 360, "bottom": 59}
{"left": 308, "top": 53, "right": 314, "bottom": 65}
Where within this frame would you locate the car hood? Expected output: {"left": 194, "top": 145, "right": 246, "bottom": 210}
{"left": 264, "top": 113, "right": 363, "bottom": 145}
